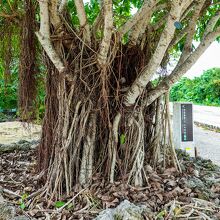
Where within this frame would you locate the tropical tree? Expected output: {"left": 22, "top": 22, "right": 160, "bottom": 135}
{"left": 1, "top": 0, "right": 220, "bottom": 200}
{"left": 0, "top": 0, "right": 38, "bottom": 120}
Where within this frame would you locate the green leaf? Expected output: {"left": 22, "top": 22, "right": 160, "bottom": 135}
{"left": 54, "top": 201, "right": 66, "bottom": 208}
{"left": 120, "top": 134, "right": 126, "bottom": 144}
{"left": 21, "top": 193, "right": 28, "bottom": 200}
{"left": 156, "top": 210, "right": 167, "bottom": 219}
{"left": 20, "top": 203, "right": 26, "bottom": 210}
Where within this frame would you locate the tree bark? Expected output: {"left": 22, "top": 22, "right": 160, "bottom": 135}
{"left": 35, "top": 0, "right": 220, "bottom": 199}
{"left": 18, "top": 0, "right": 37, "bottom": 121}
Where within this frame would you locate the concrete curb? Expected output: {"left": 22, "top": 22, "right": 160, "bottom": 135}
{"left": 194, "top": 121, "right": 220, "bottom": 133}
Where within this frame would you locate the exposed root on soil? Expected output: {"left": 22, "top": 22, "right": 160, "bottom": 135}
{"left": 1, "top": 149, "right": 220, "bottom": 219}
{"left": 41, "top": 86, "right": 182, "bottom": 201}
{"left": 163, "top": 199, "right": 220, "bottom": 219}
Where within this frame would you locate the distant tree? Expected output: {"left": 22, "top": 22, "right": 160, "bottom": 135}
{"left": 170, "top": 68, "right": 220, "bottom": 106}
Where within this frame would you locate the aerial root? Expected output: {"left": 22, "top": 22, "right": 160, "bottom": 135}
{"left": 148, "top": 93, "right": 181, "bottom": 172}
{"left": 44, "top": 95, "right": 94, "bottom": 202}
{"left": 165, "top": 92, "right": 182, "bottom": 173}
{"left": 127, "top": 112, "right": 145, "bottom": 186}
{"left": 109, "top": 112, "right": 121, "bottom": 183}
{"left": 79, "top": 113, "right": 97, "bottom": 185}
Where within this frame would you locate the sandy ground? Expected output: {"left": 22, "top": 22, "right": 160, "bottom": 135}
{"left": 0, "top": 121, "right": 41, "bottom": 144}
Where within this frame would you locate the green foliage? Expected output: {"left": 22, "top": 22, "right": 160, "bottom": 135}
{"left": 156, "top": 210, "right": 167, "bottom": 219}
{"left": 19, "top": 193, "right": 29, "bottom": 210}
{"left": 120, "top": 133, "right": 126, "bottom": 144}
{"left": 195, "top": 1, "right": 220, "bottom": 42}
{"left": 0, "top": 60, "right": 46, "bottom": 120}
{"left": 170, "top": 68, "right": 220, "bottom": 106}
{"left": 54, "top": 201, "right": 74, "bottom": 210}
{"left": 54, "top": 201, "right": 66, "bottom": 208}
{"left": 0, "top": 63, "right": 18, "bottom": 111}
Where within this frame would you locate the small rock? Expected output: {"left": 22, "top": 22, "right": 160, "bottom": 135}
{"left": 31, "top": 140, "right": 40, "bottom": 145}
{"left": 193, "top": 170, "right": 199, "bottom": 177}
{"left": 13, "top": 216, "right": 36, "bottom": 220}
{"left": 95, "top": 209, "right": 114, "bottom": 220}
{"left": 0, "top": 203, "right": 15, "bottom": 220}
{"left": 30, "top": 144, "right": 38, "bottom": 149}
{"left": 187, "top": 177, "right": 205, "bottom": 189}
{"left": 214, "top": 198, "right": 220, "bottom": 205}
{"left": 94, "top": 200, "right": 146, "bottom": 220}
{"left": 145, "top": 165, "right": 153, "bottom": 174}
{"left": 17, "top": 140, "right": 29, "bottom": 145}
{"left": 24, "top": 187, "right": 32, "bottom": 192}
{"left": 197, "top": 191, "right": 209, "bottom": 200}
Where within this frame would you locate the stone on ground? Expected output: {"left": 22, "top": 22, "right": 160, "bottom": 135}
{"left": 0, "top": 194, "right": 15, "bottom": 220}
{"left": 94, "top": 200, "right": 146, "bottom": 220}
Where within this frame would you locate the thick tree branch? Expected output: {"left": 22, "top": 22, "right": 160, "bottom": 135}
{"left": 129, "top": 3, "right": 168, "bottom": 46}
{"left": 36, "top": 0, "right": 65, "bottom": 73}
{"left": 151, "top": 14, "right": 168, "bottom": 31}
{"left": 178, "top": 0, "right": 206, "bottom": 65}
{"left": 203, "top": 11, "right": 220, "bottom": 38}
{"left": 59, "top": 0, "right": 67, "bottom": 13}
{"left": 118, "top": 0, "right": 157, "bottom": 37}
{"left": 129, "top": 18, "right": 147, "bottom": 46}
{"left": 50, "top": 0, "right": 62, "bottom": 29}
{"left": 74, "top": 0, "right": 91, "bottom": 45}
{"left": 145, "top": 28, "right": 220, "bottom": 107}
{"left": 97, "top": 0, "right": 113, "bottom": 67}
{"left": 169, "top": 27, "right": 188, "bottom": 48}
{"left": 181, "top": 0, "right": 194, "bottom": 15}
{"left": 164, "top": 8, "right": 198, "bottom": 55}
{"left": 124, "top": 0, "right": 183, "bottom": 106}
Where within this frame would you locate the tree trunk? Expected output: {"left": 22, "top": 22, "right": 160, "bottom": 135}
{"left": 36, "top": 0, "right": 220, "bottom": 200}
{"left": 38, "top": 43, "right": 179, "bottom": 200}
{"left": 18, "top": 0, "right": 37, "bottom": 121}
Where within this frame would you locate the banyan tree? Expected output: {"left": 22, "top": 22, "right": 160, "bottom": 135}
{"left": 0, "top": 0, "right": 220, "bottom": 200}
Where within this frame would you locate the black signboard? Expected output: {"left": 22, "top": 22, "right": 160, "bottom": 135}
{"left": 181, "top": 104, "right": 193, "bottom": 142}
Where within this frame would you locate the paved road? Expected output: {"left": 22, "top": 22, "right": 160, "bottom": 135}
{"left": 186, "top": 105, "right": 220, "bottom": 165}
{"left": 193, "top": 105, "right": 220, "bottom": 128}
{"left": 170, "top": 103, "right": 220, "bottom": 165}
{"left": 170, "top": 103, "right": 220, "bottom": 128}
{"left": 194, "top": 126, "right": 220, "bottom": 166}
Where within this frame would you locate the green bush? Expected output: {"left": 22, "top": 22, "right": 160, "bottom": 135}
{"left": 170, "top": 68, "right": 220, "bottom": 106}
{"left": 0, "top": 64, "right": 18, "bottom": 111}
{"left": 0, "top": 62, "right": 46, "bottom": 120}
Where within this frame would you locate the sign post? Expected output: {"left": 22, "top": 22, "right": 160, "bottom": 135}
{"left": 173, "top": 102, "right": 195, "bottom": 157}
